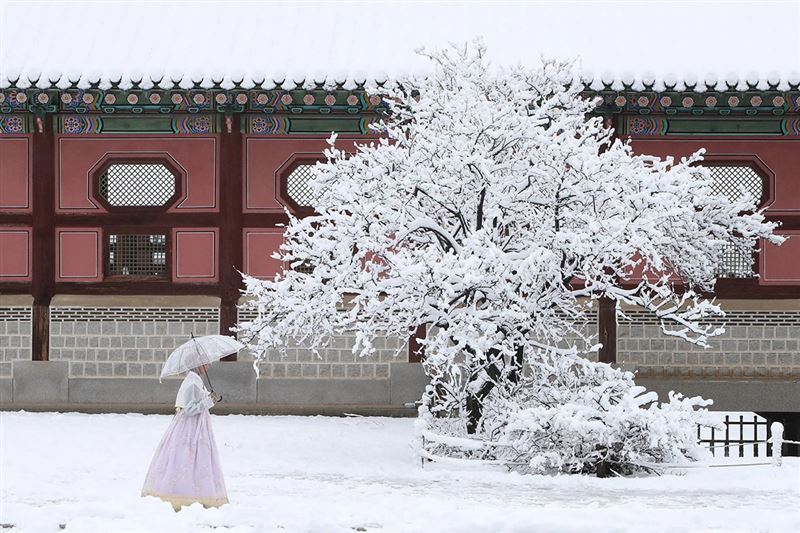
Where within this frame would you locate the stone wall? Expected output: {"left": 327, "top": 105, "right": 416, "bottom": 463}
{"left": 618, "top": 306, "right": 800, "bottom": 378}
{"left": 49, "top": 305, "right": 219, "bottom": 378}
{"left": 236, "top": 307, "right": 407, "bottom": 378}
{"left": 0, "top": 306, "right": 32, "bottom": 377}
{"left": 567, "top": 316, "right": 599, "bottom": 362}
{"left": 5, "top": 294, "right": 800, "bottom": 397}
{"left": 236, "top": 308, "right": 599, "bottom": 377}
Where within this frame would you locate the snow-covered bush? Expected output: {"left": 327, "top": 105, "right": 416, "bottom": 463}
{"left": 417, "top": 355, "right": 717, "bottom": 475}
{"left": 238, "top": 40, "right": 779, "bottom": 475}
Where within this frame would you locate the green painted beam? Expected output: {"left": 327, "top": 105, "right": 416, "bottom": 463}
{"left": 287, "top": 117, "right": 365, "bottom": 134}
{"left": 667, "top": 118, "right": 786, "bottom": 135}
{"left": 100, "top": 116, "right": 176, "bottom": 133}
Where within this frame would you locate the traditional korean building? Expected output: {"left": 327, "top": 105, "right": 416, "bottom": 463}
{"left": 0, "top": 76, "right": 421, "bottom": 412}
{"left": 0, "top": 8, "right": 799, "bottom": 457}
{"left": 2, "top": 76, "right": 800, "bottom": 425}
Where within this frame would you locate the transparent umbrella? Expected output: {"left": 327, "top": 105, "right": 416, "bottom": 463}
{"left": 160, "top": 334, "right": 245, "bottom": 393}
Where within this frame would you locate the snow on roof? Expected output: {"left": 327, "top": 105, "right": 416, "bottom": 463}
{"left": 1, "top": 0, "right": 799, "bottom": 91}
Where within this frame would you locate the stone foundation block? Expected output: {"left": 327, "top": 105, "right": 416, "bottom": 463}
{"left": 257, "top": 378, "right": 390, "bottom": 405}
{"left": 0, "top": 378, "right": 11, "bottom": 402}
{"left": 205, "top": 361, "right": 257, "bottom": 403}
{"left": 389, "top": 363, "right": 427, "bottom": 404}
{"left": 12, "top": 361, "right": 69, "bottom": 403}
{"left": 69, "top": 377, "right": 181, "bottom": 404}
{"left": 637, "top": 378, "right": 800, "bottom": 412}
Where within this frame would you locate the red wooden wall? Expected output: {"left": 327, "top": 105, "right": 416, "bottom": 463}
{"left": 629, "top": 137, "right": 800, "bottom": 286}
{"left": 57, "top": 136, "right": 218, "bottom": 213}
{"left": 242, "top": 135, "right": 368, "bottom": 278}
{"left": 0, "top": 132, "right": 375, "bottom": 286}
{"left": 0, "top": 136, "right": 33, "bottom": 281}
{"left": 3, "top": 130, "right": 800, "bottom": 288}
{"left": 0, "top": 137, "right": 31, "bottom": 212}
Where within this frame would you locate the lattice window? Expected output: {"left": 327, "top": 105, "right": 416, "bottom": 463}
{"left": 708, "top": 165, "right": 763, "bottom": 205}
{"left": 714, "top": 242, "right": 756, "bottom": 279}
{"left": 98, "top": 163, "right": 177, "bottom": 207}
{"left": 285, "top": 163, "right": 322, "bottom": 208}
{"left": 707, "top": 165, "right": 763, "bottom": 279}
{"left": 107, "top": 234, "right": 167, "bottom": 277}
{"left": 294, "top": 260, "right": 315, "bottom": 275}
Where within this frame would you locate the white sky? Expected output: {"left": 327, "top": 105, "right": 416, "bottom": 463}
{"left": 1, "top": 0, "right": 799, "bottom": 85}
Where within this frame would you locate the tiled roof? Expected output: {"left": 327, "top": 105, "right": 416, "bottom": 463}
{"left": 2, "top": 1, "right": 798, "bottom": 91}
{"left": 2, "top": 71, "right": 800, "bottom": 93}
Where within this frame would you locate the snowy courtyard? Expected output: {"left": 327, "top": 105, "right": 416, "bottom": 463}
{"left": 1, "top": 411, "right": 798, "bottom": 533}
{"left": 1, "top": 1, "right": 800, "bottom": 532}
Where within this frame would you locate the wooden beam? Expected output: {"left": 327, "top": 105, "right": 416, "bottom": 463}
{"left": 218, "top": 114, "right": 244, "bottom": 360}
{"left": 598, "top": 297, "right": 617, "bottom": 364}
{"left": 30, "top": 115, "right": 55, "bottom": 361}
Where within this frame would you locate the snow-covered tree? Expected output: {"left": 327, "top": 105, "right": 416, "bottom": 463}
{"left": 238, "top": 41, "right": 781, "bottom": 474}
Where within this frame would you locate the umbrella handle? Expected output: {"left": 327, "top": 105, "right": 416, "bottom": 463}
{"left": 199, "top": 367, "right": 222, "bottom": 402}
{"left": 205, "top": 370, "right": 223, "bottom": 402}
{"left": 189, "top": 334, "right": 223, "bottom": 402}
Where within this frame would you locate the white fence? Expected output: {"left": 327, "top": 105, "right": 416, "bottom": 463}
{"left": 419, "top": 413, "right": 799, "bottom": 473}
{"left": 698, "top": 412, "right": 770, "bottom": 458}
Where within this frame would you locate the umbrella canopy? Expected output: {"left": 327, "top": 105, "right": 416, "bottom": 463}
{"left": 160, "top": 335, "right": 245, "bottom": 380}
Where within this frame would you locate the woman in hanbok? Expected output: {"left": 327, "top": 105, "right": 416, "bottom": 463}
{"left": 141, "top": 363, "right": 228, "bottom": 511}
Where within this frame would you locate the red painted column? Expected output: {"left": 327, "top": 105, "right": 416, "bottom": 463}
{"left": 218, "top": 113, "right": 244, "bottom": 360}
{"left": 30, "top": 115, "right": 56, "bottom": 361}
{"left": 598, "top": 297, "right": 617, "bottom": 364}
{"left": 596, "top": 115, "right": 622, "bottom": 366}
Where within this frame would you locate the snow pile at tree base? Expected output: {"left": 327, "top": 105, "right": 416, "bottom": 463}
{"left": 418, "top": 357, "right": 718, "bottom": 475}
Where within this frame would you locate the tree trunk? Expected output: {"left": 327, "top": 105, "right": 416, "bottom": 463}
{"left": 595, "top": 461, "right": 610, "bottom": 478}
{"left": 465, "top": 346, "right": 504, "bottom": 434}
{"left": 508, "top": 344, "right": 524, "bottom": 384}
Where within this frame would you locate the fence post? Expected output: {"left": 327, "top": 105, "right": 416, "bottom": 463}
{"left": 710, "top": 424, "right": 716, "bottom": 458}
{"left": 753, "top": 415, "right": 760, "bottom": 458}
{"left": 736, "top": 414, "right": 744, "bottom": 458}
{"left": 724, "top": 415, "right": 730, "bottom": 458}
{"left": 770, "top": 422, "right": 784, "bottom": 467}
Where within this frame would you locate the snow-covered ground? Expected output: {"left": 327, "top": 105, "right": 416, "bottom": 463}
{"left": 1, "top": 412, "right": 798, "bottom": 533}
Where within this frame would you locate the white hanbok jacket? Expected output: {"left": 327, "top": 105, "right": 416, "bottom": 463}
{"left": 175, "top": 371, "right": 214, "bottom": 416}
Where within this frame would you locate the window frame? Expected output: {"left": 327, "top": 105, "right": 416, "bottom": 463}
{"left": 700, "top": 155, "right": 775, "bottom": 279}
{"left": 701, "top": 155, "right": 773, "bottom": 209}
{"left": 91, "top": 157, "right": 183, "bottom": 213}
{"left": 276, "top": 154, "right": 326, "bottom": 215}
{"left": 103, "top": 227, "right": 172, "bottom": 282}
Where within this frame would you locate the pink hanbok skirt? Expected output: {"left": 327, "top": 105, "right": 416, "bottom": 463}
{"left": 141, "top": 409, "right": 228, "bottom": 510}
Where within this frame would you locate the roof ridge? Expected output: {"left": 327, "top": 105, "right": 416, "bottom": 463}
{"left": 2, "top": 73, "right": 800, "bottom": 93}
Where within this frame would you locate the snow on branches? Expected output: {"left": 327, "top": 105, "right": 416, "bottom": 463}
{"left": 417, "top": 354, "right": 717, "bottom": 475}
{"left": 238, "top": 40, "right": 780, "bottom": 474}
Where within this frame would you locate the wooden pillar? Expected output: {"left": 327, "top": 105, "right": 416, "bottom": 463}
{"left": 218, "top": 113, "right": 243, "bottom": 360}
{"left": 597, "top": 117, "right": 620, "bottom": 366}
{"left": 408, "top": 324, "right": 426, "bottom": 363}
{"left": 598, "top": 297, "right": 617, "bottom": 364}
{"left": 30, "top": 114, "right": 55, "bottom": 361}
